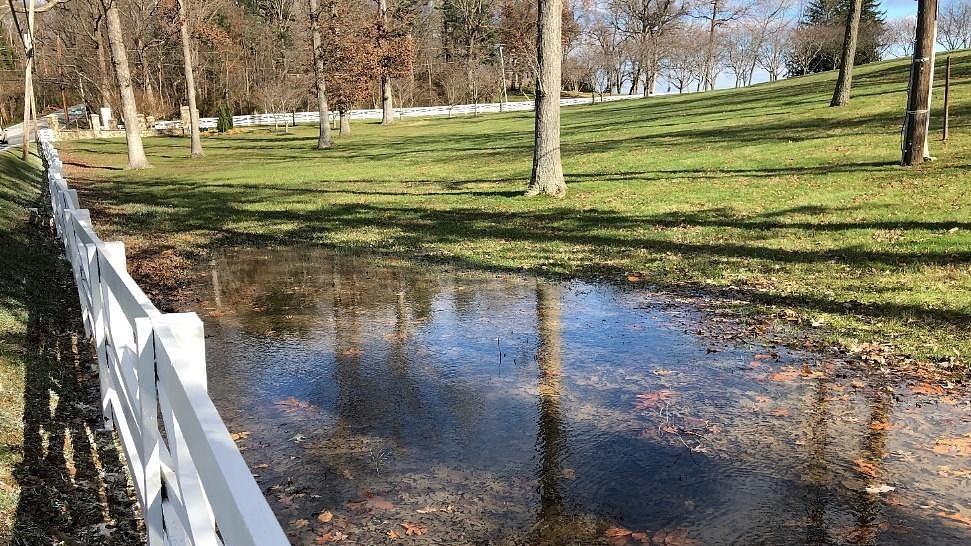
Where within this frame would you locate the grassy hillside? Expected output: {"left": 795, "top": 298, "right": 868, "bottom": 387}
{"left": 0, "top": 150, "right": 142, "bottom": 544}
{"left": 0, "top": 151, "right": 39, "bottom": 539}
{"left": 60, "top": 52, "right": 971, "bottom": 363}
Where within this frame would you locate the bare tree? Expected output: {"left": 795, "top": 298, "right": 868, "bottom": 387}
{"left": 743, "top": 0, "right": 789, "bottom": 84}
{"left": 938, "top": 0, "right": 971, "bottom": 50}
{"left": 178, "top": 0, "right": 203, "bottom": 156}
{"left": 102, "top": 0, "right": 151, "bottom": 169}
{"left": 787, "top": 24, "right": 831, "bottom": 76}
{"left": 608, "top": 0, "right": 686, "bottom": 96}
{"left": 526, "top": 0, "right": 565, "bottom": 198}
{"left": 830, "top": 0, "right": 863, "bottom": 106}
{"left": 884, "top": 16, "right": 917, "bottom": 58}
{"left": 663, "top": 24, "right": 705, "bottom": 92}
{"left": 692, "top": 0, "right": 749, "bottom": 91}
{"left": 756, "top": 19, "right": 790, "bottom": 81}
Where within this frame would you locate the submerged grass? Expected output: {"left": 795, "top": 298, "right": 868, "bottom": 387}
{"left": 61, "top": 52, "right": 971, "bottom": 364}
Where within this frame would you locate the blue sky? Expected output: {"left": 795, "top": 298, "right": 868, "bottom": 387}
{"left": 882, "top": 0, "right": 918, "bottom": 19}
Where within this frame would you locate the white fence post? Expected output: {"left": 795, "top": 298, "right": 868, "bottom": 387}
{"left": 136, "top": 316, "right": 165, "bottom": 545}
{"left": 37, "top": 132, "right": 290, "bottom": 546}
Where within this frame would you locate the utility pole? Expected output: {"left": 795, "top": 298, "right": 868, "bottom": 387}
{"left": 943, "top": 55, "right": 951, "bottom": 142}
{"left": 21, "top": 0, "right": 36, "bottom": 161}
{"left": 901, "top": 0, "right": 938, "bottom": 166}
{"left": 496, "top": 43, "right": 508, "bottom": 112}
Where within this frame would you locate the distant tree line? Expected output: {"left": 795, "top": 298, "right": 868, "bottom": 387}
{"left": 2, "top": 0, "right": 971, "bottom": 126}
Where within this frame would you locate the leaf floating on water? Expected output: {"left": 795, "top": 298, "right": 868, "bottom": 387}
{"left": 939, "top": 511, "right": 971, "bottom": 527}
{"left": 317, "top": 511, "right": 333, "bottom": 523}
{"left": 604, "top": 526, "right": 632, "bottom": 545}
{"left": 400, "top": 522, "right": 427, "bottom": 536}
{"left": 932, "top": 434, "right": 971, "bottom": 456}
{"left": 854, "top": 458, "right": 881, "bottom": 478}
{"left": 315, "top": 530, "right": 347, "bottom": 543}
{"left": 275, "top": 396, "right": 316, "bottom": 414}
{"left": 367, "top": 496, "right": 395, "bottom": 511}
{"left": 653, "top": 528, "right": 700, "bottom": 546}
{"left": 769, "top": 369, "right": 800, "bottom": 382}
{"left": 604, "top": 526, "right": 632, "bottom": 538}
{"left": 635, "top": 390, "right": 678, "bottom": 410}
{"left": 230, "top": 430, "right": 251, "bottom": 442}
{"left": 864, "top": 484, "right": 896, "bottom": 495}
{"left": 911, "top": 383, "right": 945, "bottom": 396}
{"left": 560, "top": 468, "right": 577, "bottom": 480}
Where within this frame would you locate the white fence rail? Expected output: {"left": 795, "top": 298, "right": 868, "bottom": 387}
{"left": 37, "top": 129, "right": 289, "bottom": 546}
{"left": 153, "top": 93, "right": 647, "bottom": 131}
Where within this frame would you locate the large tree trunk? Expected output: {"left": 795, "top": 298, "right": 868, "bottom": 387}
{"left": 830, "top": 0, "right": 863, "bottom": 107}
{"left": 103, "top": 0, "right": 150, "bottom": 169}
{"left": 178, "top": 0, "right": 203, "bottom": 157}
{"left": 340, "top": 110, "right": 351, "bottom": 135}
{"left": 379, "top": 0, "right": 394, "bottom": 125}
{"left": 307, "top": 0, "right": 332, "bottom": 148}
{"left": 95, "top": 19, "right": 113, "bottom": 109}
{"left": 525, "top": 0, "right": 565, "bottom": 198}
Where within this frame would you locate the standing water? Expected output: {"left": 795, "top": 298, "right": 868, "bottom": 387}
{"left": 198, "top": 248, "right": 970, "bottom": 546}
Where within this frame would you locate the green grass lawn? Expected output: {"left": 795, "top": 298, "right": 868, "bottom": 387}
{"left": 0, "top": 151, "right": 40, "bottom": 539}
{"left": 0, "top": 150, "right": 142, "bottom": 545}
{"left": 60, "top": 52, "right": 971, "bottom": 364}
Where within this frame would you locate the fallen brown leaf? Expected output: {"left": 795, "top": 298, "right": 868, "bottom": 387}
{"left": 939, "top": 511, "right": 971, "bottom": 527}
{"left": 910, "top": 383, "right": 945, "bottom": 396}
{"left": 317, "top": 511, "right": 333, "bottom": 523}
{"left": 367, "top": 497, "right": 394, "bottom": 511}
{"left": 401, "top": 522, "right": 427, "bottom": 536}
{"left": 769, "top": 369, "right": 800, "bottom": 382}
{"left": 932, "top": 434, "right": 971, "bottom": 456}
{"left": 635, "top": 390, "right": 678, "bottom": 410}
{"left": 605, "top": 526, "right": 632, "bottom": 538}
{"left": 854, "top": 458, "right": 880, "bottom": 478}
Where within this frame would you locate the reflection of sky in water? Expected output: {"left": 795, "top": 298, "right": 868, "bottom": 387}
{"left": 200, "top": 249, "right": 971, "bottom": 546}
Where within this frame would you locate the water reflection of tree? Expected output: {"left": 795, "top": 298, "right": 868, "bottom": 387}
{"left": 532, "top": 280, "right": 584, "bottom": 545}
{"left": 803, "top": 377, "right": 832, "bottom": 544}
{"left": 332, "top": 255, "right": 365, "bottom": 427}
{"left": 850, "top": 383, "right": 893, "bottom": 545}
{"left": 536, "top": 281, "right": 565, "bottom": 519}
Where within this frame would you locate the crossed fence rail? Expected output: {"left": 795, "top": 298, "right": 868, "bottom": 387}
{"left": 153, "top": 93, "right": 647, "bottom": 131}
{"left": 38, "top": 129, "right": 289, "bottom": 546}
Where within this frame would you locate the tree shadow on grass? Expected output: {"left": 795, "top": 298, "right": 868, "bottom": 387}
{"left": 7, "top": 186, "right": 142, "bottom": 545}
{"left": 73, "top": 170, "right": 971, "bottom": 336}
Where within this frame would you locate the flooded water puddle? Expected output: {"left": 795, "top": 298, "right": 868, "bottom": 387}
{"left": 197, "top": 248, "right": 971, "bottom": 545}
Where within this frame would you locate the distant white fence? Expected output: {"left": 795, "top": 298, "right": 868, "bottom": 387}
{"left": 153, "top": 93, "right": 647, "bottom": 131}
{"left": 37, "top": 129, "right": 289, "bottom": 546}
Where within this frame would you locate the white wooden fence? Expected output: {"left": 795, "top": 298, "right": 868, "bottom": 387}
{"left": 153, "top": 93, "right": 647, "bottom": 131}
{"left": 37, "top": 129, "right": 290, "bottom": 546}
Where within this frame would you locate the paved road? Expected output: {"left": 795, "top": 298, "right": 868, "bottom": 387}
{"left": 2, "top": 123, "right": 25, "bottom": 152}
